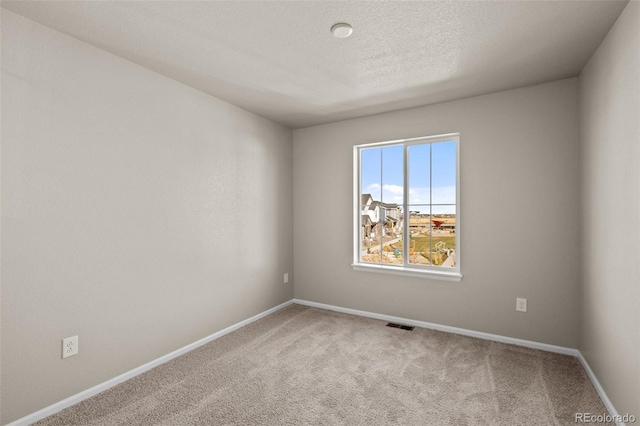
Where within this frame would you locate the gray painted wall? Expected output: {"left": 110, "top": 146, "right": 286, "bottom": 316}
{"left": 2, "top": 2, "right": 637, "bottom": 423}
{"left": 578, "top": 1, "right": 640, "bottom": 419}
{"left": 1, "top": 11, "right": 293, "bottom": 424}
{"left": 293, "top": 78, "right": 581, "bottom": 349}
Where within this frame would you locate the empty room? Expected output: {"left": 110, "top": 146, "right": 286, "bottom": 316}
{"left": 1, "top": 1, "right": 638, "bottom": 425}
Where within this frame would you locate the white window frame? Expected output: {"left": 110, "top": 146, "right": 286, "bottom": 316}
{"left": 352, "top": 133, "right": 462, "bottom": 281}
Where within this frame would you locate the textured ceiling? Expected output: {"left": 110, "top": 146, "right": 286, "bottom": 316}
{"left": 1, "top": 1, "right": 628, "bottom": 129}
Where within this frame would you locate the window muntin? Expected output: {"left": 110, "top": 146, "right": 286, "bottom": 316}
{"left": 355, "top": 134, "right": 459, "bottom": 276}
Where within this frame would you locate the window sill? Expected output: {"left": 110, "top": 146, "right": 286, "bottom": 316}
{"left": 351, "top": 263, "right": 462, "bottom": 282}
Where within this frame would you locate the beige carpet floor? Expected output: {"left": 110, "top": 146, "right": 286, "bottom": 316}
{"left": 36, "top": 304, "right": 609, "bottom": 425}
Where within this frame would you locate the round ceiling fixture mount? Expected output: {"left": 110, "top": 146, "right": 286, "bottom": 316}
{"left": 331, "top": 23, "right": 353, "bottom": 39}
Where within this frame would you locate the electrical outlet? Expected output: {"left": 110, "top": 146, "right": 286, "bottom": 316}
{"left": 62, "top": 335, "right": 79, "bottom": 359}
{"left": 284, "top": 273, "right": 289, "bottom": 284}
{"left": 516, "top": 298, "right": 527, "bottom": 312}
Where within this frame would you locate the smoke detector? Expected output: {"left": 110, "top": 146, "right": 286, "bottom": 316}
{"left": 331, "top": 23, "right": 353, "bottom": 39}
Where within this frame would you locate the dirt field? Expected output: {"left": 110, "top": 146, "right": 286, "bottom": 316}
{"left": 361, "top": 232, "right": 456, "bottom": 266}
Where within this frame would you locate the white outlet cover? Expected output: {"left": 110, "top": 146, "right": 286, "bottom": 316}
{"left": 516, "top": 298, "right": 527, "bottom": 312}
{"left": 284, "top": 273, "right": 289, "bottom": 284}
{"left": 62, "top": 335, "right": 79, "bottom": 358}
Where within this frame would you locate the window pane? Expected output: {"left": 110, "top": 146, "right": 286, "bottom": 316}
{"left": 381, "top": 203, "right": 403, "bottom": 264}
{"left": 408, "top": 205, "right": 431, "bottom": 265}
{"left": 360, "top": 205, "right": 404, "bottom": 265}
{"left": 357, "top": 136, "right": 459, "bottom": 272}
{"left": 360, "top": 231, "right": 382, "bottom": 264}
{"left": 360, "top": 205, "right": 383, "bottom": 264}
{"left": 431, "top": 205, "right": 456, "bottom": 268}
{"left": 432, "top": 141, "right": 456, "bottom": 204}
{"left": 408, "top": 143, "right": 430, "bottom": 204}
{"left": 360, "top": 148, "right": 381, "bottom": 264}
{"left": 382, "top": 145, "right": 403, "bottom": 203}
{"left": 361, "top": 148, "right": 381, "bottom": 203}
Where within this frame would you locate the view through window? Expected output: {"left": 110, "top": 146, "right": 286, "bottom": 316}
{"left": 356, "top": 134, "right": 459, "bottom": 273}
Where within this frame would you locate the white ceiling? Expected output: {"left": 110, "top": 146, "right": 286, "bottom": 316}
{"left": 2, "top": 0, "right": 628, "bottom": 129}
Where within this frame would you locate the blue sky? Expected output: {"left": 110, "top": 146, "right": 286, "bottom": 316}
{"left": 361, "top": 141, "right": 456, "bottom": 214}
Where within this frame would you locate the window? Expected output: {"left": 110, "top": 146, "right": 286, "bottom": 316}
{"left": 353, "top": 133, "right": 461, "bottom": 281}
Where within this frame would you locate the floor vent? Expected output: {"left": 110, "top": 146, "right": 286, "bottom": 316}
{"left": 386, "top": 322, "right": 415, "bottom": 331}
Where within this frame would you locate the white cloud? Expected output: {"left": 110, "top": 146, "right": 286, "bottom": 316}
{"left": 383, "top": 184, "right": 403, "bottom": 194}
{"left": 364, "top": 183, "right": 380, "bottom": 193}
{"left": 365, "top": 183, "right": 404, "bottom": 203}
{"left": 408, "top": 187, "right": 429, "bottom": 204}
{"left": 365, "top": 184, "right": 455, "bottom": 206}
{"left": 431, "top": 185, "right": 456, "bottom": 204}
{"left": 382, "top": 184, "right": 404, "bottom": 203}
{"left": 405, "top": 186, "right": 456, "bottom": 204}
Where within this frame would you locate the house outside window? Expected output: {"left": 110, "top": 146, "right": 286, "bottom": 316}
{"left": 353, "top": 133, "right": 461, "bottom": 281}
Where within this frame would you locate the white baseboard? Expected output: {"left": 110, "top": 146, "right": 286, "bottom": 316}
{"left": 293, "top": 299, "right": 578, "bottom": 355}
{"left": 576, "top": 352, "right": 625, "bottom": 426}
{"left": 9, "top": 298, "right": 623, "bottom": 426}
{"left": 293, "top": 298, "right": 623, "bottom": 424}
{"left": 6, "top": 299, "right": 294, "bottom": 426}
